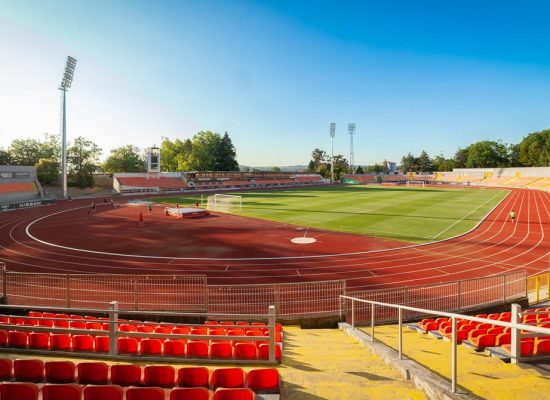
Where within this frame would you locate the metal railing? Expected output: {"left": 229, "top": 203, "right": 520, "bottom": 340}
{"left": 341, "top": 294, "right": 550, "bottom": 393}
{"left": 527, "top": 271, "right": 550, "bottom": 304}
{"left": 0, "top": 303, "right": 278, "bottom": 364}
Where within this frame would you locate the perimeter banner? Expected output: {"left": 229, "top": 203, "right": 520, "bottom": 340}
{"left": 0, "top": 198, "right": 56, "bottom": 211}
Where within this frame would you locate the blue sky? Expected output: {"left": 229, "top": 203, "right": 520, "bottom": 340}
{"left": 1, "top": 0, "right": 550, "bottom": 167}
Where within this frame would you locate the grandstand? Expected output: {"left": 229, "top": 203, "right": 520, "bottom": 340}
{"left": 113, "top": 173, "right": 188, "bottom": 193}
{"left": 0, "top": 165, "right": 43, "bottom": 205}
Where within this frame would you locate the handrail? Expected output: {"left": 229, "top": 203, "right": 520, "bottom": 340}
{"left": 341, "top": 294, "right": 550, "bottom": 394}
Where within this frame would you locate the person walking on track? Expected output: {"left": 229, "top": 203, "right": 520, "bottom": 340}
{"left": 139, "top": 212, "right": 144, "bottom": 227}
{"left": 510, "top": 209, "right": 516, "bottom": 223}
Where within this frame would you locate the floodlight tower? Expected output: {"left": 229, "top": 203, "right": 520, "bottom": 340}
{"left": 330, "top": 123, "right": 336, "bottom": 184}
{"left": 348, "top": 123, "right": 356, "bottom": 174}
{"left": 58, "top": 56, "right": 77, "bottom": 199}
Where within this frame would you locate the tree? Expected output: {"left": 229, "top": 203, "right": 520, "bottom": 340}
{"left": 187, "top": 131, "right": 221, "bottom": 171}
{"left": 8, "top": 138, "right": 43, "bottom": 166}
{"left": 103, "top": 145, "right": 147, "bottom": 173}
{"left": 355, "top": 165, "right": 364, "bottom": 174}
{"left": 401, "top": 153, "right": 417, "bottom": 172}
{"left": 417, "top": 150, "right": 432, "bottom": 172}
{"left": 36, "top": 158, "right": 59, "bottom": 184}
{"left": 67, "top": 136, "right": 102, "bottom": 188}
{"left": 332, "top": 155, "right": 349, "bottom": 180}
{"left": 307, "top": 148, "right": 330, "bottom": 177}
{"left": 214, "top": 131, "right": 239, "bottom": 171}
{"left": 507, "top": 143, "right": 521, "bottom": 167}
{"left": 454, "top": 147, "right": 469, "bottom": 168}
{"left": 465, "top": 140, "right": 508, "bottom": 168}
{"left": 518, "top": 129, "right": 550, "bottom": 167}
{"left": 271, "top": 166, "right": 281, "bottom": 172}
{"left": 0, "top": 148, "right": 10, "bottom": 165}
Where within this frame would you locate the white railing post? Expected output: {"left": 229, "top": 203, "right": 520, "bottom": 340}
{"left": 268, "top": 305, "right": 276, "bottom": 363}
{"left": 108, "top": 301, "right": 119, "bottom": 356}
{"left": 351, "top": 300, "right": 355, "bottom": 329}
{"left": 398, "top": 307, "right": 403, "bottom": 360}
{"left": 451, "top": 316, "right": 457, "bottom": 393}
{"left": 370, "top": 303, "right": 375, "bottom": 342}
{"left": 510, "top": 303, "right": 521, "bottom": 364}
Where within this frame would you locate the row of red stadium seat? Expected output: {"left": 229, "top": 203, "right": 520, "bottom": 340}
{"left": 0, "top": 382, "right": 257, "bottom": 400}
{"left": 0, "top": 358, "right": 279, "bottom": 392}
{"left": 0, "top": 182, "right": 36, "bottom": 193}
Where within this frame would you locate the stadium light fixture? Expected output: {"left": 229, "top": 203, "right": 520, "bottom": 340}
{"left": 348, "top": 123, "right": 356, "bottom": 174}
{"left": 59, "top": 56, "right": 77, "bottom": 199}
{"left": 330, "top": 123, "right": 336, "bottom": 184}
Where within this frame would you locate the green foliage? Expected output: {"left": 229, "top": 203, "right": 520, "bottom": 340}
{"left": 307, "top": 148, "right": 348, "bottom": 179}
{"left": 214, "top": 132, "right": 239, "bottom": 171}
{"left": 454, "top": 148, "right": 468, "bottom": 168}
{"left": 0, "top": 148, "right": 10, "bottom": 165}
{"left": 67, "top": 136, "right": 102, "bottom": 188}
{"left": 355, "top": 165, "right": 364, "bottom": 174}
{"left": 103, "top": 145, "right": 146, "bottom": 173}
{"left": 518, "top": 129, "right": 550, "bottom": 167}
{"left": 364, "top": 164, "right": 386, "bottom": 173}
{"left": 401, "top": 153, "right": 417, "bottom": 172}
{"left": 36, "top": 158, "right": 59, "bottom": 184}
{"left": 417, "top": 150, "right": 432, "bottom": 172}
{"left": 465, "top": 140, "right": 509, "bottom": 168}
{"left": 160, "top": 137, "right": 192, "bottom": 171}
{"left": 271, "top": 166, "right": 281, "bottom": 172}
{"left": 8, "top": 138, "right": 42, "bottom": 165}
{"left": 332, "top": 154, "right": 349, "bottom": 180}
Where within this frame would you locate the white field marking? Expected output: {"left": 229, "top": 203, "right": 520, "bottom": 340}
{"left": 435, "top": 268, "right": 450, "bottom": 275}
{"left": 225, "top": 265, "right": 230, "bottom": 271}
{"left": 296, "top": 269, "right": 301, "bottom": 276}
{"left": 431, "top": 191, "right": 505, "bottom": 240}
{"left": 303, "top": 227, "right": 309, "bottom": 237}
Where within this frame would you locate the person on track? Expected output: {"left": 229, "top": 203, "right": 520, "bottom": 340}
{"left": 148, "top": 203, "right": 153, "bottom": 215}
{"left": 195, "top": 201, "right": 200, "bottom": 208}
{"left": 139, "top": 212, "right": 144, "bottom": 227}
{"left": 91, "top": 202, "right": 96, "bottom": 213}
{"left": 510, "top": 209, "right": 516, "bottom": 223}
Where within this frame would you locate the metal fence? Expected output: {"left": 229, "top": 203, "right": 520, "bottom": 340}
{"left": 527, "top": 271, "right": 550, "bottom": 304}
{"left": 344, "top": 271, "right": 527, "bottom": 324}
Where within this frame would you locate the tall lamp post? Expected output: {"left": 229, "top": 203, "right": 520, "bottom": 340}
{"left": 59, "top": 56, "right": 77, "bottom": 199}
{"left": 330, "top": 122, "right": 336, "bottom": 183}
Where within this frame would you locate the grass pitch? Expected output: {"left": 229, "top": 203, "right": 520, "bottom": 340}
{"left": 153, "top": 185, "right": 509, "bottom": 244}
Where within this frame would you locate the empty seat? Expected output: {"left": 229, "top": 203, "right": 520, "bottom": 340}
{"left": 0, "top": 382, "right": 39, "bottom": 400}
{"left": 177, "top": 367, "right": 209, "bottom": 388}
{"left": 73, "top": 334, "right": 95, "bottom": 351}
{"left": 45, "top": 361, "right": 76, "bottom": 383}
{"left": 534, "top": 339, "right": 550, "bottom": 355}
{"left": 137, "top": 325, "right": 154, "bottom": 333}
{"left": 210, "top": 368, "right": 245, "bottom": 390}
{"left": 28, "top": 332, "right": 49, "bottom": 349}
{"left": 77, "top": 362, "right": 109, "bottom": 385}
{"left": 0, "top": 330, "right": 8, "bottom": 346}
{"left": 171, "top": 387, "right": 213, "bottom": 400}
{"left": 119, "top": 324, "right": 137, "bottom": 332}
{"left": 95, "top": 336, "right": 110, "bottom": 352}
{"left": 258, "top": 343, "right": 282, "bottom": 361}
{"left": 8, "top": 330, "right": 27, "bottom": 348}
{"left": 42, "top": 383, "right": 82, "bottom": 400}
{"left": 144, "top": 365, "right": 175, "bottom": 387}
{"left": 83, "top": 384, "right": 124, "bottom": 400}
{"left": 70, "top": 321, "right": 86, "bottom": 329}
{"left": 187, "top": 341, "right": 209, "bottom": 358}
{"left": 51, "top": 333, "right": 72, "bottom": 350}
{"left": 496, "top": 333, "right": 511, "bottom": 346}
{"left": 111, "top": 364, "right": 142, "bottom": 386}
{"left": 502, "top": 340, "right": 535, "bottom": 357}
{"left": 86, "top": 322, "right": 103, "bottom": 331}
{"left": 471, "top": 334, "right": 496, "bottom": 348}
{"left": 172, "top": 326, "right": 190, "bottom": 334}
{"left": 209, "top": 342, "right": 233, "bottom": 359}
{"left": 213, "top": 388, "right": 255, "bottom": 400}
{"left": 155, "top": 326, "right": 172, "bottom": 334}
{"left": 126, "top": 386, "right": 165, "bottom": 400}
{"left": 141, "top": 338, "right": 163, "bottom": 355}
{"left": 0, "top": 358, "right": 12, "bottom": 380}
{"left": 164, "top": 339, "right": 186, "bottom": 356}
{"left": 29, "top": 311, "right": 43, "bottom": 318}
{"left": 118, "top": 337, "right": 139, "bottom": 354}
{"left": 14, "top": 359, "right": 44, "bottom": 382}
{"left": 247, "top": 368, "right": 280, "bottom": 393}
{"left": 233, "top": 343, "right": 257, "bottom": 359}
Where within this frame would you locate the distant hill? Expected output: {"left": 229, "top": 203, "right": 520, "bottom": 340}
{"left": 239, "top": 165, "right": 307, "bottom": 172}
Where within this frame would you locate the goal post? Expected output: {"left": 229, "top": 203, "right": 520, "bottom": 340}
{"left": 405, "top": 180, "right": 426, "bottom": 188}
{"left": 206, "top": 194, "right": 242, "bottom": 212}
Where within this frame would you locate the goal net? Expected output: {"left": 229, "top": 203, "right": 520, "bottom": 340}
{"left": 405, "top": 180, "right": 426, "bottom": 188}
{"left": 206, "top": 194, "right": 242, "bottom": 213}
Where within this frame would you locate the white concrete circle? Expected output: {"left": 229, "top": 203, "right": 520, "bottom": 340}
{"left": 291, "top": 237, "right": 317, "bottom": 244}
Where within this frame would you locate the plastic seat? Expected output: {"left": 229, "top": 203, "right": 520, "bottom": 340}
{"left": 190, "top": 327, "right": 208, "bottom": 335}
{"left": 28, "top": 332, "right": 49, "bottom": 349}
{"left": 534, "top": 339, "right": 550, "bottom": 355}
{"left": 119, "top": 324, "right": 137, "bottom": 332}
{"left": 0, "top": 382, "right": 39, "bottom": 400}
{"left": 144, "top": 365, "right": 175, "bottom": 387}
{"left": 77, "top": 362, "right": 109, "bottom": 384}
{"left": 118, "top": 337, "right": 139, "bottom": 354}
{"left": 209, "top": 342, "right": 233, "bottom": 359}
{"left": 84, "top": 384, "right": 124, "bottom": 400}
{"left": 70, "top": 321, "right": 86, "bottom": 329}
{"left": 187, "top": 341, "right": 209, "bottom": 358}
{"left": 137, "top": 325, "right": 154, "bottom": 333}
{"left": 472, "top": 334, "right": 496, "bottom": 348}
{"left": 86, "top": 322, "right": 103, "bottom": 331}
{"left": 0, "top": 358, "right": 12, "bottom": 380}
{"left": 496, "top": 333, "right": 511, "bottom": 346}
{"left": 172, "top": 326, "right": 190, "bottom": 334}
{"left": 247, "top": 368, "right": 280, "bottom": 393}
{"left": 73, "top": 334, "right": 95, "bottom": 351}
{"left": 218, "top": 321, "right": 234, "bottom": 327}
{"left": 42, "top": 383, "right": 82, "bottom": 400}
{"left": 213, "top": 388, "right": 255, "bottom": 400}
{"left": 29, "top": 311, "right": 43, "bottom": 318}
{"left": 8, "top": 330, "right": 28, "bottom": 348}
{"left": 51, "top": 333, "right": 72, "bottom": 350}
{"left": 111, "top": 364, "right": 142, "bottom": 386}
{"left": 177, "top": 367, "right": 210, "bottom": 388}
{"left": 45, "top": 360, "right": 76, "bottom": 383}
{"left": 95, "top": 335, "right": 110, "bottom": 352}
{"left": 141, "top": 338, "right": 163, "bottom": 355}
{"left": 467, "top": 329, "right": 487, "bottom": 341}
{"left": 84, "top": 316, "right": 98, "bottom": 320}
{"left": 154, "top": 326, "right": 172, "bottom": 334}
{"left": 233, "top": 343, "right": 257, "bottom": 359}
{"left": 126, "top": 386, "right": 165, "bottom": 400}
{"left": 171, "top": 387, "right": 213, "bottom": 400}
{"left": 164, "top": 339, "right": 186, "bottom": 356}
{"left": 14, "top": 359, "right": 44, "bottom": 382}
{"left": 205, "top": 321, "right": 219, "bottom": 326}
{"left": 258, "top": 343, "right": 282, "bottom": 361}
{"left": 210, "top": 368, "right": 245, "bottom": 390}
{"left": 502, "top": 340, "right": 535, "bottom": 357}
{"left": 0, "top": 330, "right": 8, "bottom": 346}
{"left": 54, "top": 314, "right": 70, "bottom": 328}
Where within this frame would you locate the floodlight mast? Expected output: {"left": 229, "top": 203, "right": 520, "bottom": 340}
{"left": 330, "top": 123, "right": 336, "bottom": 184}
{"left": 348, "top": 123, "right": 356, "bottom": 174}
{"left": 58, "top": 56, "right": 77, "bottom": 199}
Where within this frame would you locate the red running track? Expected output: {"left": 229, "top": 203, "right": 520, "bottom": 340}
{"left": 0, "top": 188, "right": 548, "bottom": 291}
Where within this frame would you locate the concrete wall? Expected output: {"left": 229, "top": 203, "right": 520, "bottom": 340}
{"left": 452, "top": 167, "right": 550, "bottom": 177}
{"left": 0, "top": 165, "right": 37, "bottom": 182}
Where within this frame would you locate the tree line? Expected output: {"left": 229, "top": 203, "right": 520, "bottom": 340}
{"left": 0, "top": 130, "right": 239, "bottom": 187}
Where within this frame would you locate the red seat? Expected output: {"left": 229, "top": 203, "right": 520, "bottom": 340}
{"left": 534, "top": 339, "right": 550, "bottom": 355}
{"left": 471, "top": 334, "right": 496, "bottom": 348}
{"left": 233, "top": 343, "right": 257, "bottom": 359}
{"left": 0, "top": 382, "right": 39, "bottom": 400}
{"left": 86, "top": 322, "right": 103, "bottom": 331}
{"left": 54, "top": 314, "right": 70, "bottom": 328}
{"left": 219, "top": 321, "right": 234, "bottom": 327}
{"left": 126, "top": 387, "right": 165, "bottom": 400}
{"left": 42, "top": 384, "right": 82, "bottom": 400}
{"left": 83, "top": 384, "right": 124, "bottom": 400}
{"left": 111, "top": 364, "right": 142, "bottom": 386}
{"left": 84, "top": 316, "right": 98, "bottom": 321}
{"left": 209, "top": 342, "right": 233, "bottom": 359}
{"left": 119, "top": 324, "right": 137, "bottom": 332}
{"left": 70, "top": 321, "right": 86, "bottom": 329}
{"left": 247, "top": 368, "right": 280, "bottom": 393}
{"left": 155, "top": 326, "right": 172, "bottom": 334}
{"left": 171, "top": 387, "right": 213, "bottom": 400}
{"left": 164, "top": 339, "right": 186, "bottom": 356}
{"left": 73, "top": 334, "right": 95, "bottom": 351}
{"left": 502, "top": 340, "right": 535, "bottom": 357}
{"left": 468, "top": 329, "right": 487, "bottom": 341}
{"left": 205, "top": 321, "right": 219, "bottom": 325}
{"left": 14, "top": 359, "right": 44, "bottom": 382}
{"left": 496, "top": 333, "right": 511, "bottom": 346}
{"left": 95, "top": 336, "right": 110, "bottom": 352}
{"left": 45, "top": 361, "right": 76, "bottom": 383}
{"left": 210, "top": 368, "right": 245, "bottom": 390}
{"left": 172, "top": 327, "right": 190, "bottom": 334}
{"left": 187, "top": 341, "right": 209, "bottom": 358}
{"left": 51, "top": 333, "right": 72, "bottom": 350}
{"left": 28, "top": 332, "right": 49, "bottom": 349}
{"left": 29, "top": 311, "right": 43, "bottom": 318}
{"left": 177, "top": 367, "right": 209, "bottom": 388}
{"left": 213, "top": 388, "right": 255, "bottom": 400}
{"left": 8, "top": 330, "right": 27, "bottom": 348}
{"left": 0, "top": 358, "right": 12, "bottom": 380}
{"left": 137, "top": 325, "right": 154, "bottom": 333}
{"left": 144, "top": 365, "right": 175, "bottom": 387}
{"left": 0, "top": 330, "right": 8, "bottom": 346}
{"left": 190, "top": 327, "right": 208, "bottom": 335}
{"left": 77, "top": 362, "right": 109, "bottom": 384}
{"left": 258, "top": 343, "right": 282, "bottom": 361}
{"left": 141, "top": 338, "right": 163, "bottom": 355}
{"left": 118, "top": 337, "right": 139, "bottom": 354}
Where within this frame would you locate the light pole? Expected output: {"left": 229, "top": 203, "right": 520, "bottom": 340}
{"left": 348, "top": 123, "right": 356, "bottom": 174}
{"left": 59, "top": 56, "right": 77, "bottom": 199}
{"left": 330, "top": 123, "right": 336, "bottom": 183}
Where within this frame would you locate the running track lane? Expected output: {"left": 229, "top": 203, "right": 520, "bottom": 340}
{"left": 0, "top": 188, "right": 548, "bottom": 291}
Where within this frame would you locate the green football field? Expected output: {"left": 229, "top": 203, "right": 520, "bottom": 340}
{"left": 152, "top": 185, "right": 509, "bottom": 243}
